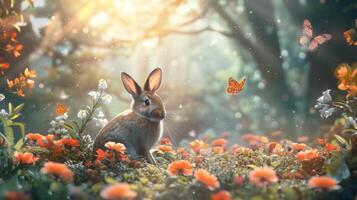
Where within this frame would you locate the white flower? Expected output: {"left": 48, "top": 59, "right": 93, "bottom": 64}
{"left": 50, "top": 120, "right": 56, "bottom": 126}
{"left": 63, "top": 112, "right": 69, "bottom": 120}
{"left": 77, "top": 110, "right": 87, "bottom": 119}
{"left": 101, "top": 94, "right": 112, "bottom": 104}
{"left": 320, "top": 107, "right": 337, "bottom": 119}
{"left": 345, "top": 116, "right": 357, "bottom": 127}
{"left": 0, "top": 109, "right": 8, "bottom": 118}
{"left": 317, "top": 89, "right": 332, "bottom": 104}
{"left": 58, "top": 120, "right": 65, "bottom": 126}
{"left": 97, "top": 111, "right": 105, "bottom": 118}
{"left": 95, "top": 118, "right": 108, "bottom": 127}
{"left": 98, "top": 79, "right": 108, "bottom": 90}
{"left": 88, "top": 91, "right": 99, "bottom": 100}
{"left": 0, "top": 93, "right": 5, "bottom": 102}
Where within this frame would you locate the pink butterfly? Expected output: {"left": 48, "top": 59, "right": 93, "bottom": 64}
{"left": 299, "top": 19, "right": 332, "bottom": 52}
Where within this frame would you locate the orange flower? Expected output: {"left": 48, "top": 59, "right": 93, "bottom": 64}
{"left": 189, "top": 140, "right": 208, "bottom": 153}
{"left": 13, "top": 151, "right": 39, "bottom": 164}
{"left": 249, "top": 167, "right": 278, "bottom": 187}
{"left": 343, "top": 29, "right": 357, "bottom": 46}
{"left": 194, "top": 169, "right": 220, "bottom": 190}
{"left": 36, "top": 134, "right": 55, "bottom": 148}
{"left": 212, "top": 146, "right": 224, "bottom": 154}
{"left": 26, "top": 133, "right": 43, "bottom": 141}
{"left": 0, "top": 62, "right": 9, "bottom": 70}
{"left": 211, "top": 138, "right": 228, "bottom": 147}
{"left": 44, "top": 134, "right": 55, "bottom": 141}
{"left": 56, "top": 103, "right": 69, "bottom": 116}
{"left": 105, "top": 142, "right": 126, "bottom": 153}
{"left": 316, "top": 138, "right": 327, "bottom": 146}
{"left": 241, "top": 133, "right": 268, "bottom": 146}
{"left": 5, "top": 43, "right": 23, "bottom": 57}
{"left": 308, "top": 176, "right": 339, "bottom": 190}
{"left": 266, "top": 142, "right": 282, "bottom": 154}
{"left": 296, "top": 150, "right": 321, "bottom": 161}
{"left": 41, "top": 162, "right": 73, "bottom": 181}
{"left": 211, "top": 190, "right": 231, "bottom": 200}
{"left": 177, "top": 147, "right": 190, "bottom": 159}
{"left": 60, "top": 138, "right": 80, "bottom": 147}
{"left": 160, "top": 137, "right": 172, "bottom": 145}
{"left": 3, "top": 191, "right": 30, "bottom": 200}
{"left": 324, "top": 143, "right": 340, "bottom": 152}
{"left": 167, "top": 160, "right": 193, "bottom": 176}
{"left": 24, "top": 68, "right": 37, "bottom": 78}
{"left": 297, "top": 136, "right": 309, "bottom": 143}
{"left": 100, "top": 183, "right": 137, "bottom": 200}
{"left": 96, "top": 149, "right": 111, "bottom": 161}
{"left": 6, "top": 68, "right": 36, "bottom": 97}
{"left": 291, "top": 143, "right": 307, "bottom": 151}
{"left": 234, "top": 176, "right": 244, "bottom": 185}
{"left": 335, "top": 63, "right": 357, "bottom": 97}
{"left": 158, "top": 145, "right": 175, "bottom": 153}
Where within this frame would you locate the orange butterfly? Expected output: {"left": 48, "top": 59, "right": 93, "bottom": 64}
{"left": 226, "top": 77, "right": 246, "bottom": 95}
{"left": 56, "top": 103, "right": 69, "bottom": 115}
{"left": 343, "top": 19, "right": 357, "bottom": 46}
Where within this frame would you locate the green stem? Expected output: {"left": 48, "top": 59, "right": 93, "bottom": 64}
{"left": 78, "top": 90, "right": 103, "bottom": 135}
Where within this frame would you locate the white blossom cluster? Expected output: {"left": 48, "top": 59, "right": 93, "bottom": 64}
{"left": 77, "top": 79, "right": 111, "bottom": 127}
{"left": 0, "top": 94, "right": 7, "bottom": 119}
{"left": 345, "top": 115, "right": 357, "bottom": 128}
{"left": 49, "top": 113, "right": 68, "bottom": 134}
{"left": 314, "top": 89, "right": 338, "bottom": 119}
{"left": 0, "top": 109, "right": 9, "bottom": 118}
{"left": 93, "top": 111, "right": 108, "bottom": 127}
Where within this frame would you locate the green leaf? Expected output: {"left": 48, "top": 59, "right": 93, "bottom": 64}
{"left": 334, "top": 134, "right": 351, "bottom": 150}
{"left": 64, "top": 122, "right": 74, "bottom": 131}
{"left": 10, "top": 122, "right": 25, "bottom": 138}
{"left": 104, "top": 176, "right": 118, "bottom": 184}
{"left": 0, "top": 132, "right": 9, "bottom": 147}
{"left": 14, "top": 138, "right": 24, "bottom": 150}
{"left": 13, "top": 104, "right": 24, "bottom": 114}
{"left": 8, "top": 103, "right": 13, "bottom": 114}
{"left": 72, "top": 121, "right": 80, "bottom": 132}
{"left": 325, "top": 154, "right": 350, "bottom": 181}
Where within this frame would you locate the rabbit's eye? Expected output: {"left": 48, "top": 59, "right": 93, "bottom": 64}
{"left": 144, "top": 98, "right": 150, "bottom": 106}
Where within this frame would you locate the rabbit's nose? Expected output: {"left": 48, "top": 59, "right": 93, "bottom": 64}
{"left": 152, "top": 108, "right": 165, "bottom": 119}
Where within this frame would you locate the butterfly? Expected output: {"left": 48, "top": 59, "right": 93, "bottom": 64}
{"left": 343, "top": 19, "right": 357, "bottom": 46}
{"left": 226, "top": 77, "right": 246, "bottom": 95}
{"left": 56, "top": 103, "right": 69, "bottom": 115}
{"left": 299, "top": 19, "right": 332, "bottom": 52}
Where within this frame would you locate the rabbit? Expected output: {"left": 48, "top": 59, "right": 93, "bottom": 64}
{"left": 93, "top": 68, "right": 166, "bottom": 165}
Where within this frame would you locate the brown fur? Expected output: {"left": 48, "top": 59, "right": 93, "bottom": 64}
{"left": 92, "top": 68, "right": 165, "bottom": 164}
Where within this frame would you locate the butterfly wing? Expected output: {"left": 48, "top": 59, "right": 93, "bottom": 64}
{"left": 226, "top": 77, "right": 246, "bottom": 95}
{"left": 303, "top": 19, "right": 313, "bottom": 39}
{"left": 308, "top": 40, "right": 319, "bottom": 51}
{"left": 308, "top": 34, "right": 331, "bottom": 51}
{"left": 299, "top": 35, "right": 310, "bottom": 46}
{"left": 314, "top": 34, "right": 332, "bottom": 44}
{"left": 299, "top": 19, "right": 313, "bottom": 46}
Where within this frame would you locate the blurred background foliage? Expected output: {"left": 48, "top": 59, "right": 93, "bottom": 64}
{"left": 0, "top": 0, "right": 356, "bottom": 144}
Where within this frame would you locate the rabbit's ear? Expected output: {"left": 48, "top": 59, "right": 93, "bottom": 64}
{"left": 121, "top": 72, "right": 142, "bottom": 96}
{"left": 144, "top": 68, "right": 162, "bottom": 92}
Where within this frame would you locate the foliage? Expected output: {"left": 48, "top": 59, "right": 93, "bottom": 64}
{"left": 0, "top": 75, "right": 356, "bottom": 200}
